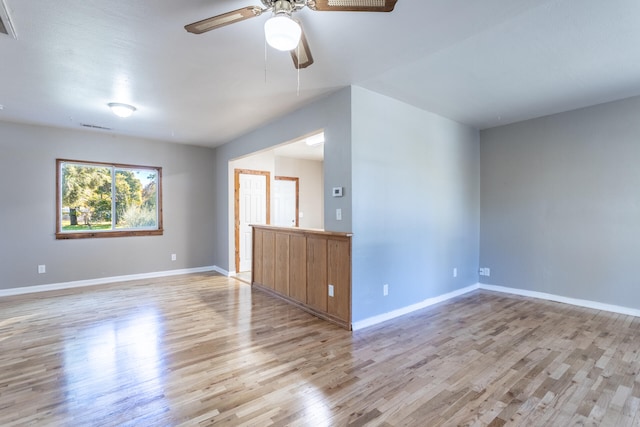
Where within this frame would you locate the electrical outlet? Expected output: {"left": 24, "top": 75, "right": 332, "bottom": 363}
{"left": 171, "top": 254, "right": 177, "bottom": 261}
{"left": 328, "top": 284, "right": 334, "bottom": 297}
{"left": 38, "top": 265, "right": 46, "bottom": 274}
{"left": 485, "top": 268, "right": 490, "bottom": 277}
{"left": 383, "top": 284, "right": 389, "bottom": 296}
{"left": 336, "top": 208, "right": 342, "bottom": 221}
{"left": 453, "top": 267, "right": 458, "bottom": 278}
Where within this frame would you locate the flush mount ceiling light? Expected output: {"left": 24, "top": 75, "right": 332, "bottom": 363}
{"left": 305, "top": 132, "right": 325, "bottom": 146}
{"left": 264, "top": 1, "right": 301, "bottom": 51}
{"left": 108, "top": 102, "right": 136, "bottom": 118}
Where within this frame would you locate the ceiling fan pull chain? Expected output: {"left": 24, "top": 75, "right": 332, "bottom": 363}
{"left": 264, "top": 38, "right": 268, "bottom": 83}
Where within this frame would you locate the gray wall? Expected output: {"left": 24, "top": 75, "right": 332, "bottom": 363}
{"left": 0, "top": 121, "right": 216, "bottom": 290}
{"left": 351, "top": 87, "right": 480, "bottom": 322}
{"left": 213, "top": 88, "right": 352, "bottom": 273}
{"left": 480, "top": 96, "right": 640, "bottom": 308}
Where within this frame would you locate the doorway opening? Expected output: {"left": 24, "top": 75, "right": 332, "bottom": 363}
{"left": 229, "top": 131, "right": 325, "bottom": 277}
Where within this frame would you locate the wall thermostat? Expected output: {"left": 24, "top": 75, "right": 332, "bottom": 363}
{"left": 332, "top": 187, "right": 343, "bottom": 197}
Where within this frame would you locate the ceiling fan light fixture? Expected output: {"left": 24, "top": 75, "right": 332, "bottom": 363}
{"left": 264, "top": 15, "right": 301, "bottom": 51}
{"left": 108, "top": 102, "right": 137, "bottom": 118}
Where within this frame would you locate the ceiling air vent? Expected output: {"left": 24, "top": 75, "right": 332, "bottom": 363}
{"left": 0, "top": 0, "right": 17, "bottom": 39}
{"left": 80, "top": 123, "right": 113, "bottom": 131}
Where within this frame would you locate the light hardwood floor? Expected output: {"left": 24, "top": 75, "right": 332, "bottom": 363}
{"left": 1, "top": 273, "right": 640, "bottom": 426}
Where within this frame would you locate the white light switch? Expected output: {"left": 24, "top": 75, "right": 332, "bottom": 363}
{"left": 328, "top": 284, "right": 334, "bottom": 297}
{"left": 336, "top": 208, "right": 342, "bottom": 220}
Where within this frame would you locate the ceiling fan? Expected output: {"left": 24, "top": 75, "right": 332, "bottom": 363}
{"left": 185, "top": 0, "right": 398, "bottom": 70}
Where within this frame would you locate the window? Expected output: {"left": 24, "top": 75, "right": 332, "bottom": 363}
{"left": 56, "top": 159, "right": 163, "bottom": 239}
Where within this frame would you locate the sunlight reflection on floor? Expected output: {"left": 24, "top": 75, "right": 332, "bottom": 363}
{"left": 62, "top": 309, "right": 166, "bottom": 418}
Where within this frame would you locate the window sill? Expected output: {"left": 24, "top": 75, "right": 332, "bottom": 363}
{"left": 55, "top": 229, "right": 164, "bottom": 240}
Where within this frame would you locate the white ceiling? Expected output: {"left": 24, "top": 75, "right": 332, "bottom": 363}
{"left": 273, "top": 136, "right": 324, "bottom": 161}
{"left": 1, "top": 0, "right": 640, "bottom": 148}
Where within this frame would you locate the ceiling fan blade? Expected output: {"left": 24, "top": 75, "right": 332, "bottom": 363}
{"left": 185, "top": 6, "right": 264, "bottom": 34}
{"left": 291, "top": 24, "right": 314, "bottom": 69}
{"left": 309, "top": 0, "right": 397, "bottom": 12}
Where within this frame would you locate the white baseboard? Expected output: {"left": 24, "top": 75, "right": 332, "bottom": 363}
{"left": 353, "top": 281, "right": 640, "bottom": 331}
{"left": 0, "top": 266, "right": 217, "bottom": 298}
{"left": 7, "top": 272, "right": 638, "bottom": 326}
{"left": 479, "top": 283, "right": 640, "bottom": 318}
{"left": 352, "top": 284, "right": 480, "bottom": 331}
{"left": 212, "top": 266, "right": 236, "bottom": 277}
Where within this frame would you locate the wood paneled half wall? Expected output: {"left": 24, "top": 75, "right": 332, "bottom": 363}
{"left": 251, "top": 225, "right": 352, "bottom": 329}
